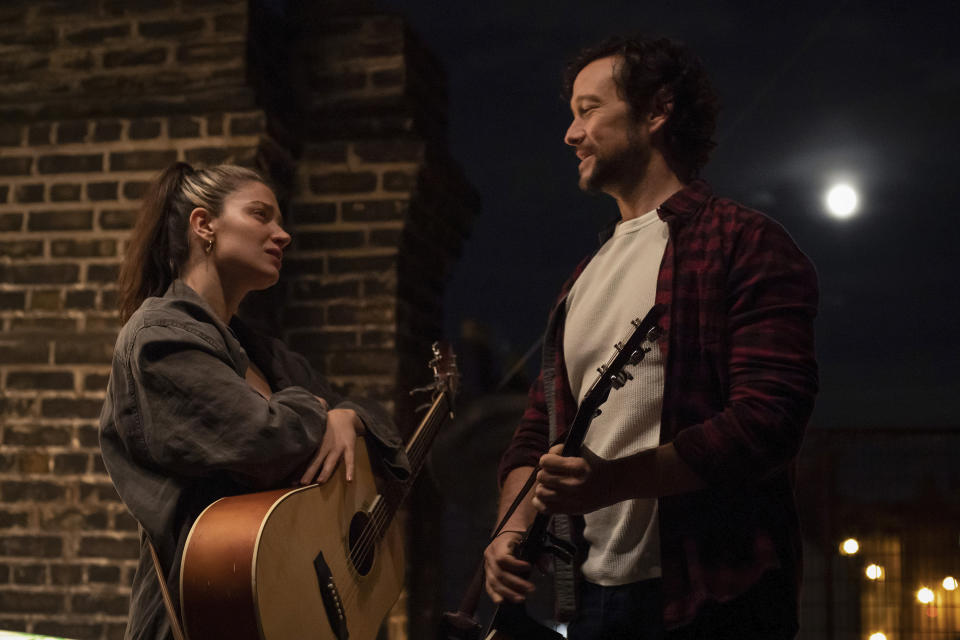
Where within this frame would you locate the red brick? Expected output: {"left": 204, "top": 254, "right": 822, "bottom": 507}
{"left": 14, "top": 183, "right": 44, "bottom": 203}
{"left": 28, "top": 123, "right": 51, "bottom": 145}
{"left": 99, "top": 209, "right": 137, "bottom": 229}
{"left": 370, "top": 227, "right": 401, "bottom": 246}
{"left": 51, "top": 238, "right": 117, "bottom": 258}
{"left": 70, "top": 591, "right": 130, "bottom": 615}
{"left": 34, "top": 621, "right": 102, "bottom": 640}
{"left": 0, "top": 123, "right": 22, "bottom": 146}
{"left": 88, "top": 564, "right": 121, "bottom": 583}
{"left": 41, "top": 397, "right": 104, "bottom": 419}
{"left": 0, "top": 590, "right": 63, "bottom": 614}
{"left": 93, "top": 120, "right": 123, "bottom": 142}
{"left": 28, "top": 210, "right": 93, "bottom": 231}
{"left": 177, "top": 41, "right": 242, "bottom": 64}
{"left": 65, "top": 23, "right": 131, "bottom": 45}
{"left": 11, "top": 564, "right": 46, "bottom": 584}
{"left": 0, "top": 240, "right": 43, "bottom": 258}
{"left": 342, "top": 200, "right": 410, "bottom": 222}
{"left": 87, "top": 181, "right": 119, "bottom": 200}
{"left": 17, "top": 452, "right": 50, "bottom": 474}
{"left": 109, "top": 150, "right": 177, "bottom": 171}
{"left": 0, "top": 511, "right": 29, "bottom": 529}
{"left": 50, "top": 183, "right": 82, "bottom": 201}
{"left": 38, "top": 154, "right": 102, "bottom": 174}
{"left": 104, "top": 46, "right": 168, "bottom": 68}
{"left": 4, "top": 264, "right": 79, "bottom": 284}
{"left": 184, "top": 145, "right": 255, "bottom": 166}
{"left": 0, "top": 213, "right": 23, "bottom": 231}
{"left": 30, "top": 289, "right": 61, "bottom": 311}
{"left": 54, "top": 454, "right": 89, "bottom": 475}
{"left": 79, "top": 483, "right": 120, "bottom": 503}
{"left": 128, "top": 119, "right": 161, "bottom": 139}
{"left": 169, "top": 116, "right": 201, "bottom": 138}
{"left": 309, "top": 171, "right": 377, "bottom": 194}
{"left": 1, "top": 482, "right": 66, "bottom": 503}
{"left": 122, "top": 181, "right": 150, "bottom": 199}
{"left": 383, "top": 170, "right": 415, "bottom": 191}
{"left": 50, "top": 564, "right": 84, "bottom": 585}
{"left": 328, "top": 303, "right": 394, "bottom": 325}
{"left": 229, "top": 113, "right": 265, "bottom": 135}
{"left": 57, "top": 121, "right": 89, "bottom": 144}
{"left": 6, "top": 371, "right": 74, "bottom": 391}
{"left": 328, "top": 350, "right": 397, "bottom": 376}
{"left": 0, "top": 291, "right": 26, "bottom": 310}
{"left": 87, "top": 263, "right": 120, "bottom": 283}
{"left": 0, "top": 156, "right": 32, "bottom": 175}
{"left": 77, "top": 536, "right": 139, "bottom": 560}
{"left": 328, "top": 253, "right": 396, "bottom": 274}
{"left": 140, "top": 17, "right": 206, "bottom": 38}
{"left": 291, "top": 202, "right": 337, "bottom": 225}
{"left": 295, "top": 230, "right": 365, "bottom": 251}
{"left": 66, "top": 290, "right": 97, "bottom": 309}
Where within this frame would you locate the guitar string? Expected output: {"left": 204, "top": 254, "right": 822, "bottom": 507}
{"left": 344, "top": 393, "right": 443, "bottom": 571}
{"left": 334, "top": 396, "right": 444, "bottom": 611}
{"left": 343, "top": 394, "right": 444, "bottom": 575}
{"left": 338, "top": 323, "right": 658, "bottom": 617}
{"left": 332, "top": 393, "right": 448, "bottom": 611}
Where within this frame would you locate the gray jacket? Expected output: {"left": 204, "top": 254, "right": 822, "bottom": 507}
{"left": 99, "top": 280, "right": 409, "bottom": 640}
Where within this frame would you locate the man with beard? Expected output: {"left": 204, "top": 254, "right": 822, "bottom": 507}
{"left": 483, "top": 35, "right": 819, "bottom": 639}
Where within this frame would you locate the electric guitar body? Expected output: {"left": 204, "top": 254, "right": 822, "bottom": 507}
{"left": 481, "top": 305, "right": 667, "bottom": 640}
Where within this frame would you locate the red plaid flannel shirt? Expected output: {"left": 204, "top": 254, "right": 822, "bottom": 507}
{"left": 498, "top": 180, "right": 819, "bottom": 630}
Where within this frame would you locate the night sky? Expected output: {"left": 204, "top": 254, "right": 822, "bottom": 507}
{"left": 380, "top": 0, "right": 959, "bottom": 429}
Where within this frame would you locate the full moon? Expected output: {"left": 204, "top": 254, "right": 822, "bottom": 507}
{"left": 825, "top": 184, "right": 859, "bottom": 219}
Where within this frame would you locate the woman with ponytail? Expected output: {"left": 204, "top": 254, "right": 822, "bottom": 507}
{"left": 100, "top": 163, "right": 409, "bottom": 640}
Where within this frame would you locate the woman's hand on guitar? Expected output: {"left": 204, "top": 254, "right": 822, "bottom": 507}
{"left": 299, "top": 408, "right": 365, "bottom": 485}
{"left": 483, "top": 530, "right": 535, "bottom": 604}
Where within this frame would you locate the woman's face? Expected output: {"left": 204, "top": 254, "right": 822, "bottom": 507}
{"left": 209, "top": 181, "right": 290, "bottom": 292}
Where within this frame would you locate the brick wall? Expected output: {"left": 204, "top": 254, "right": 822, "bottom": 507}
{"left": 0, "top": 2, "right": 476, "bottom": 638}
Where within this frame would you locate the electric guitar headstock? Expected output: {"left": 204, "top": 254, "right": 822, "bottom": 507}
{"left": 563, "top": 303, "right": 667, "bottom": 454}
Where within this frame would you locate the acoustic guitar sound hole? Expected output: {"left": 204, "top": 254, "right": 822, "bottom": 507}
{"left": 348, "top": 512, "right": 375, "bottom": 575}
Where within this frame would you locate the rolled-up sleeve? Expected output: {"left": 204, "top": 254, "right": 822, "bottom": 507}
{"left": 497, "top": 371, "right": 551, "bottom": 486}
{"left": 126, "top": 323, "right": 327, "bottom": 489}
{"left": 672, "top": 219, "right": 819, "bottom": 485}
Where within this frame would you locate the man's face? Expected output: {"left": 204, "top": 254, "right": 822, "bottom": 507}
{"left": 564, "top": 56, "right": 651, "bottom": 194}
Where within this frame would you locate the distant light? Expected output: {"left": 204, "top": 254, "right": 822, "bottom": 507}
{"left": 869, "top": 633, "right": 887, "bottom": 640}
{"left": 944, "top": 577, "right": 958, "bottom": 591}
{"left": 840, "top": 538, "right": 860, "bottom": 555}
{"left": 917, "top": 587, "right": 935, "bottom": 604}
{"left": 825, "top": 184, "right": 859, "bottom": 219}
{"left": 866, "top": 564, "right": 884, "bottom": 580}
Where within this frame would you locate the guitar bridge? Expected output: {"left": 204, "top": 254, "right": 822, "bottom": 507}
{"left": 313, "top": 551, "right": 349, "bottom": 639}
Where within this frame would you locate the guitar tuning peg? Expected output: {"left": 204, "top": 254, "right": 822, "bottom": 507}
{"left": 609, "top": 369, "right": 634, "bottom": 389}
{"left": 414, "top": 402, "right": 433, "bottom": 414}
{"left": 628, "top": 347, "right": 651, "bottom": 365}
{"left": 410, "top": 382, "right": 439, "bottom": 396}
{"left": 646, "top": 325, "right": 664, "bottom": 343}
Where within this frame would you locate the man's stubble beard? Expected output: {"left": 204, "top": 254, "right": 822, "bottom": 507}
{"left": 579, "top": 126, "right": 651, "bottom": 194}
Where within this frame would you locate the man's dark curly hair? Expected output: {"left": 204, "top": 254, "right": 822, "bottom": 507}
{"left": 562, "top": 35, "right": 720, "bottom": 182}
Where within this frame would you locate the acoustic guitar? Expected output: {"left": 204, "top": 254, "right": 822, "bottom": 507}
{"left": 482, "top": 305, "right": 666, "bottom": 640}
{"left": 180, "top": 343, "right": 458, "bottom": 640}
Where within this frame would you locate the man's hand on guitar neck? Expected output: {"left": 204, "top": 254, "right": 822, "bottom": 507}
{"left": 534, "top": 442, "right": 706, "bottom": 515}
